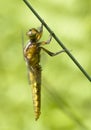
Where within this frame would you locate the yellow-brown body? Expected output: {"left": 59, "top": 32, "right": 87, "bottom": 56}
{"left": 23, "top": 24, "right": 64, "bottom": 120}
{"left": 24, "top": 42, "right": 41, "bottom": 120}
{"left": 23, "top": 25, "right": 43, "bottom": 120}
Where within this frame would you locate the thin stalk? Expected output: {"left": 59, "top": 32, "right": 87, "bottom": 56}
{"left": 23, "top": 0, "right": 91, "bottom": 82}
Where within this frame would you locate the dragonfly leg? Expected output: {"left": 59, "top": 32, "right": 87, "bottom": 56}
{"left": 38, "top": 23, "right": 43, "bottom": 33}
{"left": 46, "top": 35, "right": 52, "bottom": 44}
{"left": 39, "top": 35, "right": 52, "bottom": 45}
{"left": 40, "top": 47, "right": 65, "bottom": 57}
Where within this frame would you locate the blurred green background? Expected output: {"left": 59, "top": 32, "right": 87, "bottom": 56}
{"left": 0, "top": 0, "right": 91, "bottom": 130}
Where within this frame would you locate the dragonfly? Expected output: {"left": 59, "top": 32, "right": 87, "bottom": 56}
{"left": 23, "top": 24, "right": 65, "bottom": 120}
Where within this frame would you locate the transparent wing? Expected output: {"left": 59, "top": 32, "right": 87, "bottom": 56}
{"left": 21, "top": 31, "right": 31, "bottom": 84}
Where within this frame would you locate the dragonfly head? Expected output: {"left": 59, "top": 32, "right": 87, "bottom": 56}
{"left": 26, "top": 28, "right": 42, "bottom": 41}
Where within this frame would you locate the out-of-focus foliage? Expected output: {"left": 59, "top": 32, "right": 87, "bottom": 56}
{"left": 0, "top": 0, "right": 91, "bottom": 130}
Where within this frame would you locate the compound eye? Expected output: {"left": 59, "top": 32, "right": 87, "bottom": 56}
{"left": 31, "top": 29, "right": 37, "bottom": 35}
{"left": 27, "top": 30, "right": 32, "bottom": 36}
{"left": 26, "top": 28, "right": 37, "bottom": 37}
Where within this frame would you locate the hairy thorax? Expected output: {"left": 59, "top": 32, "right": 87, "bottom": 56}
{"left": 24, "top": 42, "right": 41, "bottom": 67}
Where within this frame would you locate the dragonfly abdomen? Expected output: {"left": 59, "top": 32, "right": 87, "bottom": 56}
{"left": 30, "top": 65, "right": 41, "bottom": 120}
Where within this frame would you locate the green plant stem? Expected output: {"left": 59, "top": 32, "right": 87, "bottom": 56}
{"left": 23, "top": 0, "right": 91, "bottom": 82}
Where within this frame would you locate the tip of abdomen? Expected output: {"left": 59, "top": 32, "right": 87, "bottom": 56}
{"left": 35, "top": 111, "right": 41, "bottom": 121}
